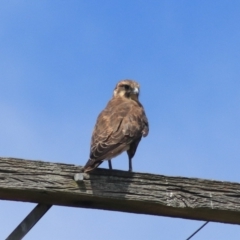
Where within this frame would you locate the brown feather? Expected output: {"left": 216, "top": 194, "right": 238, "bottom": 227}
{"left": 83, "top": 80, "right": 149, "bottom": 173}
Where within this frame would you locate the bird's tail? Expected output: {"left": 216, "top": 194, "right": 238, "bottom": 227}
{"left": 83, "top": 159, "right": 103, "bottom": 173}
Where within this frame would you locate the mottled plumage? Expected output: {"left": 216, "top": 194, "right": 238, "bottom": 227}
{"left": 83, "top": 80, "right": 149, "bottom": 173}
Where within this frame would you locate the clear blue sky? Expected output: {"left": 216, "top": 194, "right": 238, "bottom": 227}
{"left": 1, "top": 1, "right": 240, "bottom": 239}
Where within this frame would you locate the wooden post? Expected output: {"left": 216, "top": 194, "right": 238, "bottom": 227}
{"left": 0, "top": 157, "right": 240, "bottom": 225}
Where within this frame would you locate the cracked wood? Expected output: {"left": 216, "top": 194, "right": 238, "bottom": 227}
{"left": 0, "top": 157, "right": 240, "bottom": 224}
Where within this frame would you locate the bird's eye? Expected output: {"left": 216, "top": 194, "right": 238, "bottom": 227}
{"left": 124, "top": 85, "right": 130, "bottom": 90}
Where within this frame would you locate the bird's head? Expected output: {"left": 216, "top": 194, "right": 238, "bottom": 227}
{"left": 113, "top": 80, "right": 140, "bottom": 101}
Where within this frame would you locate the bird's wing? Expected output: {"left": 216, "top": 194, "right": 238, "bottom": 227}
{"left": 89, "top": 97, "right": 147, "bottom": 161}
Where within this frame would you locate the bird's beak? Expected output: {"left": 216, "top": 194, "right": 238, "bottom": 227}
{"left": 133, "top": 87, "right": 139, "bottom": 94}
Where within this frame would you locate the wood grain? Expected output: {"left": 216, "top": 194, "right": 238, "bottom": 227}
{"left": 0, "top": 157, "right": 240, "bottom": 224}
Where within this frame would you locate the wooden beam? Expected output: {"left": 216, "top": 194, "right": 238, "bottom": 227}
{"left": 6, "top": 203, "right": 52, "bottom": 240}
{"left": 0, "top": 157, "right": 240, "bottom": 225}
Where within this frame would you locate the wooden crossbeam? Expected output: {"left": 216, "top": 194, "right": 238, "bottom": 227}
{"left": 0, "top": 157, "right": 240, "bottom": 225}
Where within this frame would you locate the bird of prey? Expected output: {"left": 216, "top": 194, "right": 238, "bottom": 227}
{"left": 83, "top": 79, "right": 149, "bottom": 173}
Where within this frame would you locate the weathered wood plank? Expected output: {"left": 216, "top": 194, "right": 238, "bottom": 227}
{"left": 0, "top": 157, "right": 240, "bottom": 224}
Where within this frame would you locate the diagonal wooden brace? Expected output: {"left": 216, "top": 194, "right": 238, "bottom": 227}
{"left": 6, "top": 203, "right": 52, "bottom": 240}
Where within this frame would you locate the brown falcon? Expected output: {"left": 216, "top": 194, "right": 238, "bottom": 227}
{"left": 83, "top": 79, "right": 149, "bottom": 173}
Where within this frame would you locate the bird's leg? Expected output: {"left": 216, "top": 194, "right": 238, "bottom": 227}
{"left": 128, "top": 157, "right": 132, "bottom": 172}
{"left": 108, "top": 159, "right": 112, "bottom": 170}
